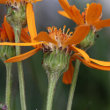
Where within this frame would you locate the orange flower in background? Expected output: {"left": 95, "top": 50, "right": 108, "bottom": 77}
{"left": 0, "top": 16, "right": 35, "bottom": 45}
{"left": 0, "top": 17, "right": 14, "bottom": 42}
{"left": 58, "top": 0, "right": 110, "bottom": 31}
{"left": 57, "top": 0, "right": 110, "bottom": 84}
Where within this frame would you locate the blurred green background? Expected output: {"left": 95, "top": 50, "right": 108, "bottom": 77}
{"left": 0, "top": 0, "right": 110, "bottom": 110}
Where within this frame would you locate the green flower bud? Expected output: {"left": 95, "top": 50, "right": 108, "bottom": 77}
{"left": 78, "top": 30, "right": 95, "bottom": 50}
{"left": 0, "top": 46, "right": 16, "bottom": 61}
{"left": 6, "top": 4, "right": 26, "bottom": 28}
{"left": 43, "top": 49, "right": 70, "bottom": 79}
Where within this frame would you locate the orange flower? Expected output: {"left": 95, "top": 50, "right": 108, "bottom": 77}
{"left": 0, "top": 3, "right": 110, "bottom": 85}
{"left": 0, "top": 16, "right": 31, "bottom": 44}
{"left": 58, "top": 0, "right": 110, "bottom": 31}
{"left": 0, "top": 17, "right": 14, "bottom": 42}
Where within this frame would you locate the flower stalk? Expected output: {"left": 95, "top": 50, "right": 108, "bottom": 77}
{"left": 14, "top": 27, "right": 27, "bottom": 110}
{"left": 43, "top": 50, "right": 70, "bottom": 110}
{"left": 5, "top": 63, "right": 12, "bottom": 110}
{"left": 6, "top": 3, "right": 27, "bottom": 110}
{"left": 46, "top": 73, "right": 59, "bottom": 110}
{"left": 67, "top": 59, "right": 80, "bottom": 110}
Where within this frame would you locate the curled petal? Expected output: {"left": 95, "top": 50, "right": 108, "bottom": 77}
{"left": 74, "top": 55, "right": 110, "bottom": 71}
{"left": 63, "top": 25, "right": 90, "bottom": 46}
{"left": 5, "top": 47, "right": 41, "bottom": 63}
{"left": 90, "top": 58, "right": 110, "bottom": 66}
{"left": 71, "top": 46, "right": 90, "bottom": 62}
{"left": 86, "top": 3, "right": 102, "bottom": 24}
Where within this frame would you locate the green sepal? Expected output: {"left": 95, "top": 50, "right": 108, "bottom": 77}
{"left": 43, "top": 50, "right": 70, "bottom": 79}
{"left": 6, "top": 4, "right": 27, "bottom": 28}
{"left": 79, "top": 30, "right": 95, "bottom": 49}
{"left": 0, "top": 46, "right": 16, "bottom": 61}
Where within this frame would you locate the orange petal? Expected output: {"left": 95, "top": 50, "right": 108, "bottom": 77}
{"left": 31, "top": 0, "right": 42, "bottom": 3}
{"left": 5, "top": 47, "right": 40, "bottom": 63}
{"left": 90, "top": 58, "right": 110, "bottom": 66}
{"left": 71, "top": 5, "right": 84, "bottom": 25}
{"left": 58, "top": 0, "right": 84, "bottom": 25}
{"left": 35, "top": 32, "right": 57, "bottom": 44}
{"left": 63, "top": 59, "right": 74, "bottom": 84}
{"left": 1, "top": 29, "right": 7, "bottom": 41}
{"left": 20, "top": 28, "right": 31, "bottom": 43}
{"left": 23, "top": 27, "right": 29, "bottom": 33}
{"left": 93, "top": 19, "right": 110, "bottom": 30}
{"left": 58, "top": 11, "right": 71, "bottom": 19}
{"left": 3, "top": 17, "right": 14, "bottom": 42}
{"left": 63, "top": 25, "right": 90, "bottom": 46}
{"left": 74, "top": 53, "right": 110, "bottom": 67}
{"left": 0, "top": 0, "right": 7, "bottom": 4}
{"left": 0, "top": 42, "right": 44, "bottom": 46}
{"left": 58, "top": 0, "right": 71, "bottom": 15}
{"left": 58, "top": 0, "right": 76, "bottom": 23}
{"left": 86, "top": 3, "right": 102, "bottom": 24}
{"left": 74, "top": 55, "right": 110, "bottom": 71}
{"left": 71, "top": 46, "right": 90, "bottom": 62}
{"left": 26, "top": 3, "right": 37, "bottom": 42}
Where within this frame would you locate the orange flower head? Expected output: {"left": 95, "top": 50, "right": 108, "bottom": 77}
{"left": 58, "top": 0, "right": 110, "bottom": 31}
{"left": 42, "top": 26, "right": 73, "bottom": 52}
{"left": 58, "top": 0, "right": 110, "bottom": 49}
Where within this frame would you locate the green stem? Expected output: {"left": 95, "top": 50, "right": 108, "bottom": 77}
{"left": 67, "top": 59, "right": 80, "bottom": 110}
{"left": 5, "top": 63, "right": 12, "bottom": 110}
{"left": 14, "top": 27, "right": 27, "bottom": 110}
{"left": 46, "top": 74, "right": 58, "bottom": 110}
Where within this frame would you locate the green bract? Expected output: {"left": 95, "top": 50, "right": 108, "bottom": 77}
{"left": 43, "top": 49, "right": 70, "bottom": 79}
{"left": 6, "top": 4, "right": 26, "bottom": 28}
{"left": 79, "top": 30, "right": 95, "bottom": 49}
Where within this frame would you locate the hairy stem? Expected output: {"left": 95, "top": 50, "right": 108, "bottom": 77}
{"left": 14, "top": 27, "right": 27, "bottom": 110}
{"left": 67, "top": 59, "right": 80, "bottom": 110}
{"left": 5, "top": 63, "right": 12, "bottom": 110}
{"left": 46, "top": 74, "right": 58, "bottom": 110}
